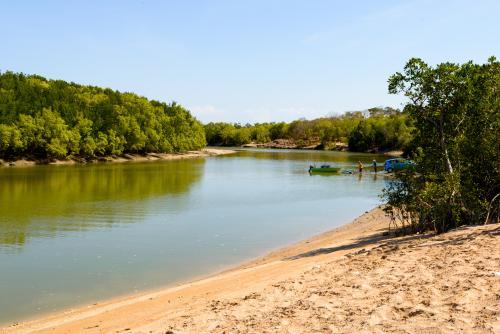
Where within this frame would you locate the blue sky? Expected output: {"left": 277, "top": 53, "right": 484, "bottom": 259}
{"left": 1, "top": 0, "right": 499, "bottom": 123}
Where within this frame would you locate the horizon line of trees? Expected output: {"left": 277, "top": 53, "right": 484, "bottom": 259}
{"left": 204, "top": 107, "right": 414, "bottom": 152}
{"left": 0, "top": 70, "right": 417, "bottom": 160}
{"left": 0, "top": 71, "right": 206, "bottom": 159}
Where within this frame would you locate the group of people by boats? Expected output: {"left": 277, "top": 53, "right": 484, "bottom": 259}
{"left": 309, "top": 158, "right": 415, "bottom": 175}
{"left": 356, "top": 160, "right": 378, "bottom": 173}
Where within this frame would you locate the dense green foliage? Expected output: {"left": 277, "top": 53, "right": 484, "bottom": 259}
{"left": 0, "top": 72, "right": 206, "bottom": 159}
{"left": 205, "top": 107, "right": 413, "bottom": 151}
{"left": 205, "top": 121, "right": 289, "bottom": 146}
{"left": 383, "top": 57, "right": 500, "bottom": 233}
{"left": 348, "top": 108, "right": 413, "bottom": 152}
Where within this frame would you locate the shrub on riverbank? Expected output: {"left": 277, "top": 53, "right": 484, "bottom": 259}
{"left": 0, "top": 72, "right": 206, "bottom": 159}
{"left": 383, "top": 57, "right": 500, "bottom": 233}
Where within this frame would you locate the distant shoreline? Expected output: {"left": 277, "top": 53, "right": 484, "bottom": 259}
{"left": 0, "top": 148, "right": 236, "bottom": 168}
{"left": 237, "top": 143, "right": 404, "bottom": 157}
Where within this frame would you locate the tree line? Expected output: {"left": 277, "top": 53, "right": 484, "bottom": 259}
{"left": 0, "top": 72, "right": 206, "bottom": 159}
{"left": 204, "top": 107, "right": 413, "bottom": 152}
{"left": 384, "top": 57, "right": 499, "bottom": 233}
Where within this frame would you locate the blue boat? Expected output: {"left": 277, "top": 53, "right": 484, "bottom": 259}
{"left": 384, "top": 158, "right": 415, "bottom": 172}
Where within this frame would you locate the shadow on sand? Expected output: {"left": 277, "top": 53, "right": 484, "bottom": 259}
{"left": 283, "top": 224, "right": 499, "bottom": 261}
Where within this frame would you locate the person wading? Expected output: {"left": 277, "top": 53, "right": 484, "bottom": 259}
{"left": 372, "top": 159, "right": 377, "bottom": 173}
{"left": 358, "top": 161, "right": 363, "bottom": 173}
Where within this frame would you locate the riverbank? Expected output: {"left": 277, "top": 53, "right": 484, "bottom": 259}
{"left": 2, "top": 208, "right": 498, "bottom": 334}
{"left": 242, "top": 139, "right": 339, "bottom": 150}
{"left": 240, "top": 141, "right": 404, "bottom": 156}
{"left": 0, "top": 148, "right": 236, "bottom": 167}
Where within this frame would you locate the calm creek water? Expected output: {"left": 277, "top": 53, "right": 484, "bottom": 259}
{"left": 0, "top": 149, "right": 388, "bottom": 324}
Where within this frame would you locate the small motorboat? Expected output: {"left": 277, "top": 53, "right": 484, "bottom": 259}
{"left": 308, "top": 164, "right": 341, "bottom": 174}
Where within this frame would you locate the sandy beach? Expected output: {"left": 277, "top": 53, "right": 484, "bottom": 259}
{"left": 2, "top": 208, "right": 498, "bottom": 334}
{"left": 0, "top": 148, "right": 236, "bottom": 167}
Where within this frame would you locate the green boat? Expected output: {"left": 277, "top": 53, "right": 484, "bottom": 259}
{"left": 308, "top": 165, "right": 341, "bottom": 174}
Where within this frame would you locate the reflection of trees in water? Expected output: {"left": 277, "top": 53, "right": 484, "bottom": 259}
{"left": 0, "top": 159, "right": 204, "bottom": 248}
{"left": 235, "top": 149, "right": 386, "bottom": 165}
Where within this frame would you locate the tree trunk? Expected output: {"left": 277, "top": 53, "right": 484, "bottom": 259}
{"left": 443, "top": 145, "right": 454, "bottom": 175}
{"left": 439, "top": 120, "right": 454, "bottom": 176}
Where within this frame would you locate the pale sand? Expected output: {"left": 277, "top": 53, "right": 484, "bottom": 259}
{"left": 2, "top": 209, "right": 498, "bottom": 334}
{"left": 0, "top": 148, "right": 236, "bottom": 167}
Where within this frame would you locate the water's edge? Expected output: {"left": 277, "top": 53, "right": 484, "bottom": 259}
{"left": 1, "top": 205, "right": 383, "bottom": 328}
{"left": 0, "top": 148, "right": 236, "bottom": 167}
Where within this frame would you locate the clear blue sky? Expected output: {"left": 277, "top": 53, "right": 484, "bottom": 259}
{"left": 1, "top": 0, "right": 499, "bottom": 123}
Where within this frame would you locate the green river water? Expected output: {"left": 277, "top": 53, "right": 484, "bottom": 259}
{"left": 0, "top": 149, "right": 388, "bottom": 324}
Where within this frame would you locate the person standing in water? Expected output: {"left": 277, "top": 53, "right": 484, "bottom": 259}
{"left": 372, "top": 159, "right": 377, "bottom": 173}
{"left": 358, "top": 161, "right": 363, "bottom": 173}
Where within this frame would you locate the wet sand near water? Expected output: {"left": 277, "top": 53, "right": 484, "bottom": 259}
{"left": 2, "top": 208, "right": 498, "bottom": 333}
